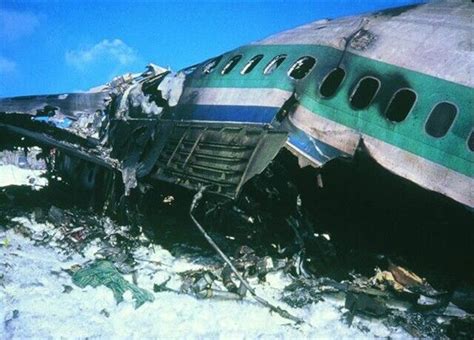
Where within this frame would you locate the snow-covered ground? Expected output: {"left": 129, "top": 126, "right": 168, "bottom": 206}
{"left": 0, "top": 165, "right": 409, "bottom": 338}
{"left": 0, "top": 164, "right": 47, "bottom": 189}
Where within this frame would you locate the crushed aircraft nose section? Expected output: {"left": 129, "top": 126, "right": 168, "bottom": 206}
{"left": 0, "top": 64, "right": 288, "bottom": 199}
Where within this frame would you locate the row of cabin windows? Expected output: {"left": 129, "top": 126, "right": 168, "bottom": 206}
{"left": 203, "top": 53, "right": 314, "bottom": 79}
{"left": 201, "top": 54, "right": 472, "bottom": 149}
{"left": 348, "top": 76, "right": 460, "bottom": 139}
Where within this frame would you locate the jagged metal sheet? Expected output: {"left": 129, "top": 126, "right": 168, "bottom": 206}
{"left": 152, "top": 122, "right": 288, "bottom": 197}
{"left": 0, "top": 93, "right": 110, "bottom": 117}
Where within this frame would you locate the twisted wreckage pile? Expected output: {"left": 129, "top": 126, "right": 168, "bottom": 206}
{"left": 0, "top": 63, "right": 282, "bottom": 202}
{"left": 1, "top": 150, "right": 474, "bottom": 338}
{"left": 0, "top": 64, "right": 183, "bottom": 196}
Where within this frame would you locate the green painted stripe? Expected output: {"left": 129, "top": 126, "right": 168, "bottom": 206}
{"left": 186, "top": 44, "right": 474, "bottom": 177}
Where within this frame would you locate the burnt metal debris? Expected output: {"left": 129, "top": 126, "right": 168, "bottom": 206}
{"left": 189, "top": 186, "right": 305, "bottom": 324}
{"left": 0, "top": 65, "right": 287, "bottom": 201}
{"left": 1, "top": 152, "right": 474, "bottom": 337}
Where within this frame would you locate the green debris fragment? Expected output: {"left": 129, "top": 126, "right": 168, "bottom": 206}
{"left": 1, "top": 238, "right": 10, "bottom": 247}
{"left": 71, "top": 260, "right": 154, "bottom": 308}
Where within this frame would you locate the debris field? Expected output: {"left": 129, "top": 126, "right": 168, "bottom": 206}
{"left": 1, "top": 150, "right": 473, "bottom": 338}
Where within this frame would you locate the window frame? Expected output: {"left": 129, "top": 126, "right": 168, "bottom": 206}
{"left": 240, "top": 54, "right": 264, "bottom": 75}
{"left": 384, "top": 87, "right": 417, "bottom": 123}
{"left": 349, "top": 76, "right": 381, "bottom": 110}
{"left": 221, "top": 54, "right": 243, "bottom": 75}
{"left": 424, "top": 101, "right": 458, "bottom": 139}
{"left": 319, "top": 66, "right": 346, "bottom": 99}
{"left": 287, "top": 56, "right": 317, "bottom": 80}
{"left": 467, "top": 128, "right": 474, "bottom": 153}
{"left": 263, "top": 54, "right": 287, "bottom": 75}
{"left": 202, "top": 56, "right": 223, "bottom": 75}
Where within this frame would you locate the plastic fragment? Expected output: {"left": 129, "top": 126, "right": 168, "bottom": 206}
{"left": 71, "top": 260, "right": 154, "bottom": 308}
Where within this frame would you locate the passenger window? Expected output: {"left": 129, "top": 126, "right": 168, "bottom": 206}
{"left": 202, "top": 56, "right": 222, "bottom": 75}
{"left": 468, "top": 130, "right": 474, "bottom": 152}
{"left": 288, "top": 56, "right": 316, "bottom": 80}
{"left": 183, "top": 65, "right": 198, "bottom": 75}
{"left": 221, "top": 55, "right": 242, "bottom": 75}
{"left": 425, "top": 102, "right": 457, "bottom": 138}
{"left": 320, "top": 67, "right": 345, "bottom": 98}
{"left": 241, "top": 55, "right": 264, "bottom": 74}
{"left": 350, "top": 77, "right": 380, "bottom": 109}
{"left": 385, "top": 89, "right": 416, "bottom": 122}
{"left": 263, "top": 54, "right": 287, "bottom": 75}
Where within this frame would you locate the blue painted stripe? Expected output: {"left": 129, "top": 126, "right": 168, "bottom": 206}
{"left": 177, "top": 104, "right": 278, "bottom": 124}
{"left": 288, "top": 129, "right": 347, "bottom": 165}
{"left": 173, "top": 103, "right": 345, "bottom": 165}
{"left": 33, "top": 116, "right": 73, "bottom": 129}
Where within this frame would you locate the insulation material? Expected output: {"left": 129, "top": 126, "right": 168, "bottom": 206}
{"left": 158, "top": 72, "right": 186, "bottom": 107}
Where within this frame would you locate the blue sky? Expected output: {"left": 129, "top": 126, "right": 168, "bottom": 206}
{"left": 0, "top": 0, "right": 422, "bottom": 97}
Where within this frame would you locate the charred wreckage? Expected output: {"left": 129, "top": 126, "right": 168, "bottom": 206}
{"left": 1, "top": 62, "right": 473, "bottom": 331}
{"left": 1, "top": 1, "right": 473, "bottom": 335}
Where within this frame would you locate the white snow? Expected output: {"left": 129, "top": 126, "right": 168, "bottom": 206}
{"left": 0, "top": 164, "right": 47, "bottom": 189}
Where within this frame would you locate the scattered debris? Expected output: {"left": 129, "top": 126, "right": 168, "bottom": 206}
{"left": 0, "top": 151, "right": 472, "bottom": 338}
{"left": 71, "top": 260, "right": 154, "bottom": 309}
{"left": 385, "top": 310, "right": 445, "bottom": 338}
{"left": 100, "top": 309, "right": 110, "bottom": 318}
{"left": 62, "top": 285, "right": 73, "bottom": 294}
{"left": 153, "top": 276, "right": 173, "bottom": 293}
{"left": 387, "top": 261, "right": 442, "bottom": 297}
{"left": 281, "top": 278, "right": 325, "bottom": 308}
{"left": 371, "top": 268, "right": 405, "bottom": 292}
{"left": 189, "top": 186, "right": 306, "bottom": 324}
{"left": 180, "top": 270, "right": 242, "bottom": 300}
{"left": 345, "top": 290, "right": 388, "bottom": 320}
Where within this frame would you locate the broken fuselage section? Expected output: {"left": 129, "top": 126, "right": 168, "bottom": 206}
{"left": 0, "top": 65, "right": 287, "bottom": 200}
{"left": 0, "top": 2, "right": 473, "bottom": 210}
